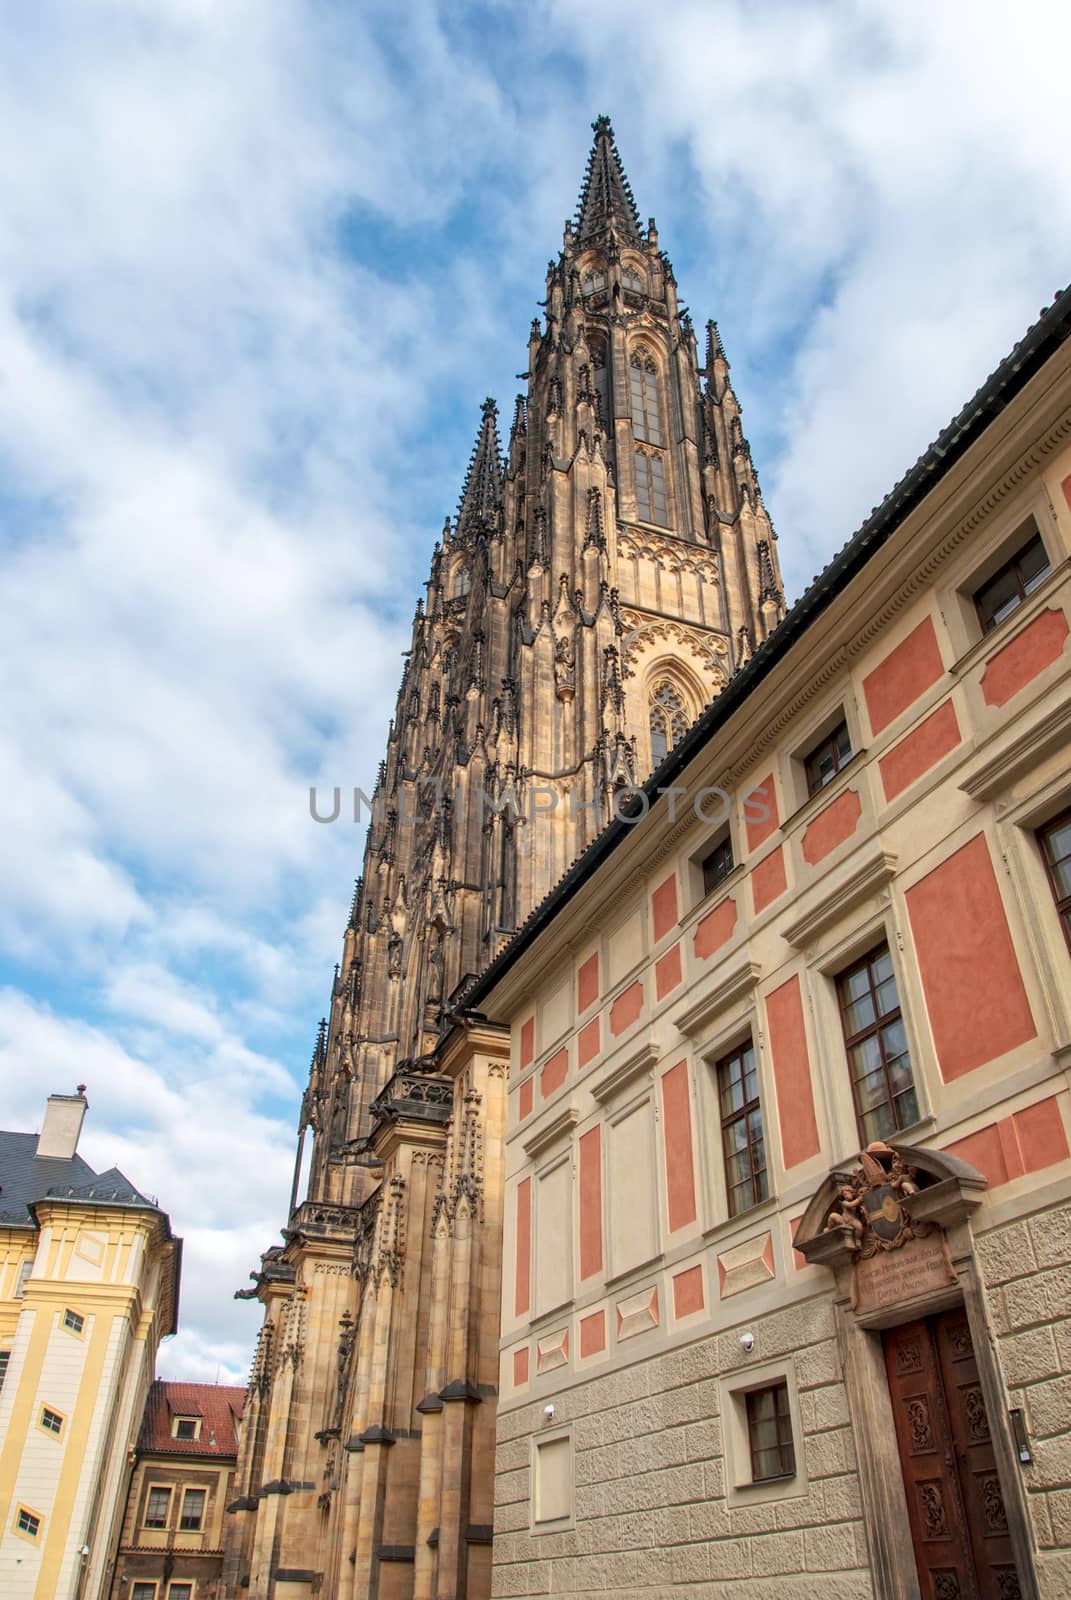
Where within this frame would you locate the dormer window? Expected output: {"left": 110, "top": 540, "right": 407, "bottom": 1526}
{"left": 172, "top": 1415, "right": 201, "bottom": 1441}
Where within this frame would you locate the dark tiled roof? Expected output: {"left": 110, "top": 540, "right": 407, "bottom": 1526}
{"left": 0, "top": 1132, "right": 158, "bottom": 1226}
{"left": 138, "top": 1379, "right": 245, "bottom": 1457}
{"left": 464, "top": 282, "right": 1071, "bottom": 1009}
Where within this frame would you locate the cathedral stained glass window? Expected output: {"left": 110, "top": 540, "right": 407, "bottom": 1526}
{"left": 649, "top": 680, "right": 689, "bottom": 766}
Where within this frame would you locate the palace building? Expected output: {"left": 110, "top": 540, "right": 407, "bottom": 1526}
{"left": 468, "top": 282, "right": 1071, "bottom": 1599}
{"left": 224, "top": 118, "right": 785, "bottom": 1599}
{"left": 0, "top": 1089, "right": 182, "bottom": 1600}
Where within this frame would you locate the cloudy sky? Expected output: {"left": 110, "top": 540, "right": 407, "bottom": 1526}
{"left": 2, "top": 0, "right": 1069, "bottom": 1382}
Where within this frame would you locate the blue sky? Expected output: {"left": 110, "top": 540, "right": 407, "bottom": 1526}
{"left": 2, "top": 0, "right": 1070, "bottom": 1380}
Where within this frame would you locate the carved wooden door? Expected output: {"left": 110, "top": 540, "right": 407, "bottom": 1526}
{"left": 883, "top": 1312, "right": 1022, "bottom": 1600}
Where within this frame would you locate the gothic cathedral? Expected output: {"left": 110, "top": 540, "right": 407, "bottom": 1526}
{"left": 223, "top": 117, "right": 785, "bottom": 1600}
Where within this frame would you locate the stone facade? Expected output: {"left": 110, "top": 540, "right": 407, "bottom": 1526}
{"left": 472, "top": 288, "right": 1071, "bottom": 1598}
{"left": 225, "top": 118, "right": 785, "bottom": 1599}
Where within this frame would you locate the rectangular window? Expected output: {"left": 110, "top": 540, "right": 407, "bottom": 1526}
{"left": 804, "top": 719, "right": 852, "bottom": 796}
{"left": 172, "top": 1416, "right": 200, "bottom": 1441}
{"left": 15, "top": 1260, "right": 32, "bottom": 1298}
{"left": 1039, "top": 810, "right": 1071, "bottom": 954}
{"left": 168, "top": 1586, "right": 193, "bottom": 1600}
{"left": 0, "top": 1351, "right": 10, "bottom": 1391}
{"left": 63, "top": 1308, "right": 85, "bottom": 1334}
{"left": 702, "top": 834, "right": 735, "bottom": 896}
{"left": 974, "top": 524, "right": 1051, "bottom": 633}
{"left": 132, "top": 1586, "right": 157, "bottom": 1600}
{"left": 144, "top": 1487, "right": 171, "bottom": 1530}
{"left": 16, "top": 1508, "right": 41, "bottom": 1538}
{"left": 40, "top": 1407, "right": 63, "bottom": 1436}
{"left": 534, "top": 1434, "right": 572, "bottom": 1524}
{"left": 717, "top": 1041, "right": 767, "bottom": 1217}
{"left": 746, "top": 1382, "right": 795, "bottom": 1481}
{"left": 179, "top": 1488, "right": 206, "bottom": 1531}
{"left": 837, "top": 943, "right": 918, "bottom": 1141}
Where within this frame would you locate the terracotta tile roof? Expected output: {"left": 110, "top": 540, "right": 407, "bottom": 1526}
{"left": 137, "top": 1379, "right": 245, "bottom": 1458}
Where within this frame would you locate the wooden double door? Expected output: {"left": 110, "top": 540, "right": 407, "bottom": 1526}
{"left": 883, "top": 1308, "right": 1022, "bottom": 1600}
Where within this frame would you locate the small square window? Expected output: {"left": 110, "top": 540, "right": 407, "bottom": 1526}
{"left": 974, "top": 523, "right": 1051, "bottom": 633}
{"left": 63, "top": 1308, "right": 85, "bottom": 1335}
{"left": 172, "top": 1416, "right": 200, "bottom": 1441}
{"left": 702, "top": 833, "right": 735, "bottom": 896}
{"left": 1039, "top": 809, "right": 1071, "bottom": 955}
{"left": 745, "top": 1382, "right": 795, "bottom": 1482}
{"left": 180, "top": 1488, "right": 206, "bottom": 1531}
{"left": 40, "top": 1407, "right": 63, "bottom": 1436}
{"left": 144, "top": 1487, "right": 171, "bottom": 1530}
{"left": 836, "top": 942, "right": 918, "bottom": 1141}
{"left": 804, "top": 719, "right": 852, "bottom": 796}
{"left": 16, "top": 1507, "right": 41, "bottom": 1538}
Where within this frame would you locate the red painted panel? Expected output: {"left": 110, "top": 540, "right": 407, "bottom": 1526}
{"left": 801, "top": 789, "right": 862, "bottom": 866}
{"left": 578, "top": 1016, "right": 601, "bottom": 1069}
{"left": 744, "top": 773, "right": 779, "bottom": 852}
{"left": 661, "top": 1060, "right": 697, "bottom": 1232}
{"left": 512, "top": 1347, "right": 529, "bottom": 1386}
{"left": 766, "top": 974, "right": 820, "bottom": 1169}
{"left": 906, "top": 833, "right": 1036, "bottom": 1081}
{"left": 578, "top": 952, "right": 599, "bottom": 1014}
{"left": 579, "top": 1310, "right": 606, "bottom": 1358}
{"left": 945, "top": 1123, "right": 1008, "bottom": 1186}
{"left": 540, "top": 1047, "right": 568, "bottom": 1100}
{"left": 519, "top": 1076, "right": 533, "bottom": 1121}
{"left": 672, "top": 1265, "right": 704, "bottom": 1318}
{"left": 519, "top": 1016, "right": 535, "bottom": 1070}
{"left": 610, "top": 980, "right": 643, "bottom": 1037}
{"left": 863, "top": 615, "right": 944, "bottom": 735}
{"left": 694, "top": 896, "right": 737, "bottom": 961}
{"left": 514, "top": 1179, "right": 531, "bottom": 1317}
{"left": 981, "top": 608, "right": 1069, "bottom": 708}
{"left": 752, "top": 844, "right": 787, "bottom": 913}
{"left": 655, "top": 943, "right": 682, "bottom": 1000}
{"left": 652, "top": 873, "right": 679, "bottom": 942}
{"left": 578, "top": 1126, "right": 603, "bottom": 1280}
{"left": 880, "top": 700, "right": 961, "bottom": 802}
{"left": 1013, "top": 1097, "right": 1070, "bottom": 1173}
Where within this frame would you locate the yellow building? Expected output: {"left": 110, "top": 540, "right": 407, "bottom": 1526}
{"left": 0, "top": 1089, "right": 182, "bottom": 1600}
{"left": 109, "top": 1379, "right": 244, "bottom": 1600}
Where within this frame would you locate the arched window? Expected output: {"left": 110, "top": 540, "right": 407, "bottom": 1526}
{"left": 630, "top": 349, "right": 662, "bottom": 445}
{"left": 454, "top": 567, "right": 471, "bottom": 598}
{"left": 589, "top": 334, "right": 609, "bottom": 425}
{"left": 582, "top": 269, "right": 606, "bottom": 297}
{"left": 649, "top": 680, "right": 690, "bottom": 766}
{"left": 634, "top": 448, "right": 667, "bottom": 526}
{"left": 622, "top": 265, "right": 644, "bottom": 294}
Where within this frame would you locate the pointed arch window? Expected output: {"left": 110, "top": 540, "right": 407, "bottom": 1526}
{"left": 630, "top": 349, "right": 662, "bottom": 445}
{"left": 588, "top": 334, "right": 609, "bottom": 426}
{"left": 649, "top": 680, "right": 690, "bottom": 767}
{"left": 582, "top": 269, "right": 606, "bottom": 297}
{"left": 454, "top": 567, "right": 471, "bottom": 598}
{"left": 622, "top": 265, "right": 644, "bottom": 294}
{"left": 634, "top": 447, "right": 667, "bottom": 526}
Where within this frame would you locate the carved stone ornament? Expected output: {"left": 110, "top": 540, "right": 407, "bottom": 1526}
{"left": 825, "top": 1141, "right": 928, "bottom": 1260}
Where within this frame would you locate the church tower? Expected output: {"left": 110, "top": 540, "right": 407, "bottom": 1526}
{"left": 223, "top": 117, "right": 784, "bottom": 1599}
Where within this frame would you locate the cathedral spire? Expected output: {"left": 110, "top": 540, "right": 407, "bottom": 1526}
{"left": 455, "top": 397, "right": 504, "bottom": 541}
{"left": 574, "top": 115, "right": 644, "bottom": 245}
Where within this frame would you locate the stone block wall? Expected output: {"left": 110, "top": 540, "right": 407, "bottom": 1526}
{"left": 492, "top": 1292, "right": 874, "bottom": 1599}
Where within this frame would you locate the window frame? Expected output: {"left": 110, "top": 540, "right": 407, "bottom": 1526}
{"left": 972, "top": 522, "right": 1051, "bottom": 634}
{"left": 131, "top": 1584, "right": 158, "bottom": 1600}
{"left": 634, "top": 445, "right": 668, "bottom": 526}
{"left": 39, "top": 1405, "right": 65, "bottom": 1438}
{"left": 143, "top": 1485, "right": 173, "bottom": 1531}
{"left": 648, "top": 677, "right": 691, "bottom": 768}
{"left": 172, "top": 1414, "right": 202, "bottom": 1442}
{"left": 715, "top": 1039, "right": 767, "bottom": 1219}
{"left": 701, "top": 831, "right": 735, "bottom": 897}
{"left": 629, "top": 348, "right": 662, "bottom": 445}
{"left": 62, "top": 1307, "right": 85, "bottom": 1337}
{"left": 14, "top": 1260, "right": 32, "bottom": 1298}
{"left": 835, "top": 941, "right": 919, "bottom": 1143}
{"left": 14, "top": 1504, "right": 43, "bottom": 1542}
{"left": 803, "top": 718, "right": 853, "bottom": 797}
{"left": 167, "top": 1585, "right": 194, "bottom": 1600}
{"left": 1039, "top": 808, "right": 1071, "bottom": 956}
{"left": 0, "top": 1350, "right": 10, "bottom": 1391}
{"left": 179, "top": 1486, "right": 208, "bottom": 1532}
{"left": 745, "top": 1381, "right": 796, "bottom": 1483}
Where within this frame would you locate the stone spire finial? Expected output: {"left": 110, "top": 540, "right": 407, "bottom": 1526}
{"left": 574, "top": 115, "right": 644, "bottom": 244}
{"left": 455, "top": 398, "right": 504, "bottom": 541}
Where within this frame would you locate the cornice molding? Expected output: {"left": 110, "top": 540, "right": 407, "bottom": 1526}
{"left": 675, "top": 958, "right": 761, "bottom": 1038}
{"left": 591, "top": 1039, "right": 660, "bottom": 1104}
{"left": 782, "top": 847, "right": 898, "bottom": 949}
{"left": 521, "top": 1104, "right": 580, "bottom": 1158}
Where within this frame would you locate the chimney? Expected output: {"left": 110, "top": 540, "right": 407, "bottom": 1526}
{"left": 36, "top": 1087, "right": 88, "bottom": 1161}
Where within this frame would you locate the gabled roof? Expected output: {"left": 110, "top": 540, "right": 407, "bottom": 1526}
{"left": 0, "top": 1131, "right": 160, "bottom": 1227}
{"left": 138, "top": 1379, "right": 245, "bottom": 1457}
{"left": 464, "top": 281, "right": 1071, "bottom": 1009}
